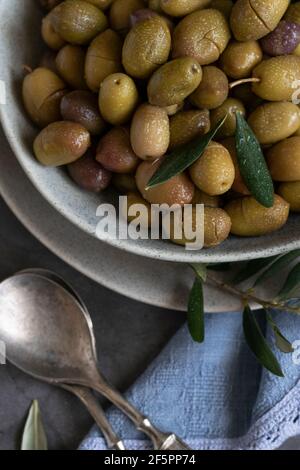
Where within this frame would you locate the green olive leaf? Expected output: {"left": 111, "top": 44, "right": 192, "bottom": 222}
{"left": 190, "top": 263, "right": 207, "bottom": 281}
{"left": 276, "top": 263, "right": 300, "bottom": 301}
{"left": 146, "top": 115, "right": 227, "bottom": 189}
{"left": 254, "top": 249, "right": 300, "bottom": 288}
{"left": 188, "top": 277, "right": 204, "bottom": 343}
{"left": 243, "top": 306, "right": 284, "bottom": 377}
{"left": 235, "top": 112, "right": 274, "bottom": 208}
{"left": 21, "top": 400, "right": 48, "bottom": 450}
{"left": 232, "top": 255, "right": 279, "bottom": 284}
{"left": 266, "top": 313, "right": 294, "bottom": 354}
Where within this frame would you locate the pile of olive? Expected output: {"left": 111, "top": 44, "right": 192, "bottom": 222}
{"left": 23, "top": 0, "right": 300, "bottom": 248}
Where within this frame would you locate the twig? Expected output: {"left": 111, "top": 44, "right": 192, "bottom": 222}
{"left": 206, "top": 273, "right": 300, "bottom": 315}
{"left": 229, "top": 77, "right": 261, "bottom": 89}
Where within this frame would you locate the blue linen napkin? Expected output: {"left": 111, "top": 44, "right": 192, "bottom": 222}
{"left": 79, "top": 310, "right": 300, "bottom": 450}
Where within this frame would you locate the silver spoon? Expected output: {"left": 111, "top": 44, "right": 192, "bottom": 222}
{"left": 0, "top": 272, "right": 190, "bottom": 450}
{"left": 17, "top": 268, "right": 125, "bottom": 450}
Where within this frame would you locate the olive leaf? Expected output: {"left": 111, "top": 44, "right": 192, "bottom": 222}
{"left": 235, "top": 112, "right": 274, "bottom": 208}
{"left": 254, "top": 249, "right": 300, "bottom": 288}
{"left": 188, "top": 277, "right": 204, "bottom": 343}
{"left": 21, "top": 400, "right": 48, "bottom": 450}
{"left": 276, "top": 263, "right": 300, "bottom": 301}
{"left": 243, "top": 305, "right": 284, "bottom": 377}
{"left": 146, "top": 115, "right": 227, "bottom": 189}
{"left": 266, "top": 312, "right": 294, "bottom": 354}
{"left": 190, "top": 263, "right": 207, "bottom": 281}
{"left": 232, "top": 255, "right": 278, "bottom": 284}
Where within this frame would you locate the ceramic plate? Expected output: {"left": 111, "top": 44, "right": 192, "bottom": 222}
{"left": 0, "top": 0, "right": 299, "bottom": 264}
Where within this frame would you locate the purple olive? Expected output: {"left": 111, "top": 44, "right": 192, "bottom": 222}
{"left": 61, "top": 91, "right": 106, "bottom": 136}
{"left": 260, "top": 21, "right": 300, "bottom": 56}
{"left": 68, "top": 150, "right": 112, "bottom": 192}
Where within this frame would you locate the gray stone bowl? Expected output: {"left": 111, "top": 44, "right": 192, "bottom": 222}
{"left": 0, "top": 0, "right": 299, "bottom": 263}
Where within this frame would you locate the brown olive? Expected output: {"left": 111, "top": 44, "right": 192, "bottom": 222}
{"left": 96, "top": 127, "right": 140, "bottom": 173}
{"left": 60, "top": 90, "right": 106, "bottom": 135}
{"left": 112, "top": 173, "right": 138, "bottom": 193}
{"left": 210, "top": 98, "right": 246, "bottom": 138}
{"left": 192, "top": 188, "right": 220, "bottom": 208}
{"left": 22, "top": 67, "right": 67, "bottom": 127}
{"left": 122, "top": 16, "right": 171, "bottom": 79}
{"left": 99, "top": 73, "right": 139, "bottom": 125}
{"left": 172, "top": 9, "right": 231, "bottom": 65}
{"left": 39, "top": 50, "right": 58, "bottom": 73}
{"left": 110, "top": 0, "right": 145, "bottom": 34}
{"left": 230, "top": 0, "right": 289, "bottom": 42}
{"left": 33, "top": 121, "right": 91, "bottom": 166}
{"left": 225, "top": 195, "right": 290, "bottom": 236}
{"left": 278, "top": 181, "right": 300, "bottom": 212}
{"left": 220, "top": 137, "right": 250, "bottom": 195}
{"left": 50, "top": 0, "right": 108, "bottom": 45}
{"left": 189, "top": 141, "right": 235, "bottom": 196}
{"left": 248, "top": 102, "right": 300, "bottom": 145}
{"left": 147, "top": 58, "right": 202, "bottom": 107}
{"left": 130, "top": 104, "right": 170, "bottom": 160}
{"left": 85, "top": 29, "right": 123, "bottom": 92}
{"left": 68, "top": 150, "right": 112, "bottom": 192}
{"left": 42, "top": 13, "right": 65, "bottom": 50}
{"left": 266, "top": 136, "right": 300, "bottom": 182}
{"left": 189, "top": 66, "right": 228, "bottom": 110}
{"left": 56, "top": 45, "right": 87, "bottom": 89}
{"left": 136, "top": 159, "right": 194, "bottom": 205}
{"left": 220, "top": 40, "right": 263, "bottom": 79}
{"left": 169, "top": 110, "right": 210, "bottom": 150}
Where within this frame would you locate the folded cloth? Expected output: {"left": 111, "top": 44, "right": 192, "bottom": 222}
{"left": 79, "top": 310, "right": 300, "bottom": 450}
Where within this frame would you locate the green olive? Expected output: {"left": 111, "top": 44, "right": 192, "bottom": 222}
{"left": 56, "top": 45, "right": 87, "bottom": 89}
{"left": 60, "top": 90, "right": 106, "bottom": 135}
{"left": 210, "top": 98, "right": 246, "bottom": 138}
{"left": 248, "top": 102, "right": 300, "bottom": 145}
{"left": 148, "top": 0, "right": 162, "bottom": 13}
{"left": 122, "top": 16, "right": 171, "bottom": 79}
{"left": 22, "top": 67, "right": 66, "bottom": 127}
{"left": 85, "top": 29, "right": 123, "bottom": 92}
{"left": 252, "top": 55, "right": 300, "bottom": 102}
{"left": 85, "top": 0, "right": 113, "bottom": 8}
{"left": 169, "top": 110, "right": 210, "bottom": 150}
{"left": 266, "top": 136, "right": 300, "bottom": 182}
{"left": 172, "top": 9, "right": 231, "bottom": 65}
{"left": 147, "top": 58, "right": 202, "bottom": 107}
{"left": 121, "top": 191, "right": 152, "bottom": 229}
{"left": 130, "top": 104, "right": 170, "bottom": 159}
{"left": 96, "top": 127, "right": 140, "bottom": 173}
{"left": 225, "top": 195, "right": 290, "bottom": 236}
{"left": 41, "top": 13, "right": 65, "bottom": 50}
{"left": 33, "top": 121, "right": 91, "bottom": 166}
{"left": 220, "top": 40, "right": 263, "bottom": 79}
{"left": 278, "top": 181, "right": 300, "bottom": 212}
{"left": 230, "top": 0, "right": 289, "bottom": 41}
{"left": 167, "top": 206, "right": 231, "bottom": 248}
{"left": 160, "top": 0, "right": 211, "bottom": 17}
{"left": 99, "top": 73, "right": 139, "bottom": 125}
{"left": 136, "top": 159, "right": 195, "bottom": 205}
{"left": 189, "top": 66, "right": 228, "bottom": 110}
{"left": 50, "top": 0, "right": 108, "bottom": 45}
{"left": 110, "top": 0, "right": 145, "bottom": 34}
{"left": 189, "top": 141, "right": 235, "bottom": 196}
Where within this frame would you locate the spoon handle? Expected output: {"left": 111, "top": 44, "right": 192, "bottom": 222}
{"left": 91, "top": 378, "right": 190, "bottom": 450}
{"left": 62, "top": 384, "right": 125, "bottom": 450}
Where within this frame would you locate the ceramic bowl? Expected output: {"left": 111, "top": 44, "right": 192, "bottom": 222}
{"left": 1, "top": 0, "right": 300, "bottom": 263}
